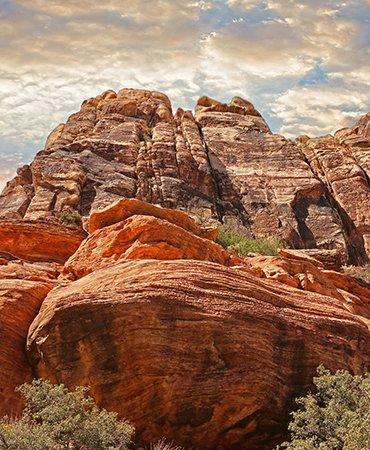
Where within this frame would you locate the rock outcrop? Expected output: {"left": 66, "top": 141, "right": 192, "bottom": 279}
{"left": 195, "top": 97, "right": 348, "bottom": 256}
{"left": 1, "top": 88, "right": 368, "bottom": 263}
{"left": 64, "top": 199, "right": 233, "bottom": 280}
{"left": 0, "top": 88, "right": 369, "bottom": 449}
{"left": 0, "top": 220, "right": 86, "bottom": 263}
{"left": 298, "top": 115, "right": 370, "bottom": 263}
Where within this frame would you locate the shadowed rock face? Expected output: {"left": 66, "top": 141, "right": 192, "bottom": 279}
{"left": 0, "top": 88, "right": 368, "bottom": 262}
{"left": 0, "top": 89, "right": 369, "bottom": 449}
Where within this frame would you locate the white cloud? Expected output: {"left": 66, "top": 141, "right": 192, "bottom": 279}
{"left": 271, "top": 83, "right": 369, "bottom": 137}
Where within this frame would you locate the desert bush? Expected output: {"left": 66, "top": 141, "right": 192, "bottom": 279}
{"left": 194, "top": 210, "right": 207, "bottom": 225}
{"left": 0, "top": 379, "right": 134, "bottom": 450}
{"left": 278, "top": 366, "right": 370, "bottom": 450}
{"left": 216, "top": 226, "right": 282, "bottom": 256}
{"left": 60, "top": 210, "right": 82, "bottom": 226}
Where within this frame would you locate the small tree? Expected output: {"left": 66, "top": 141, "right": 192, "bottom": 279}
{"left": 278, "top": 366, "right": 370, "bottom": 450}
{"left": 0, "top": 379, "right": 134, "bottom": 450}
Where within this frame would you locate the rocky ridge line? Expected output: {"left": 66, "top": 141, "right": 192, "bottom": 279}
{"left": 0, "top": 89, "right": 369, "bottom": 265}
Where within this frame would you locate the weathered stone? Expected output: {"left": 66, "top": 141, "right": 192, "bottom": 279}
{"left": 300, "top": 113, "right": 370, "bottom": 263}
{"left": 88, "top": 197, "right": 216, "bottom": 238}
{"left": 0, "top": 260, "right": 59, "bottom": 416}
{"left": 1, "top": 89, "right": 368, "bottom": 262}
{"left": 27, "top": 259, "right": 370, "bottom": 450}
{"left": 64, "top": 214, "right": 233, "bottom": 280}
{"left": 0, "top": 88, "right": 369, "bottom": 450}
{"left": 246, "top": 252, "right": 370, "bottom": 318}
{"left": 0, "top": 165, "right": 34, "bottom": 219}
{"left": 0, "top": 220, "right": 86, "bottom": 263}
{"left": 195, "top": 97, "right": 348, "bottom": 256}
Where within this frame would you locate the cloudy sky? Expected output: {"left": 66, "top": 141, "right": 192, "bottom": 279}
{"left": 0, "top": 0, "right": 369, "bottom": 190}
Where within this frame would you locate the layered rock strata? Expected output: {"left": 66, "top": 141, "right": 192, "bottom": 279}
{"left": 0, "top": 260, "right": 59, "bottom": 416}
{"left": 1, "top": 89, "right": 369, "bottom": 263}
{"left": 27, "top": 258, "right": 369, "bottom": 450}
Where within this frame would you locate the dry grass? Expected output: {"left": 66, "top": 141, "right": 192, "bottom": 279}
{"left": 216, "top": 226, "right": 282, "bottom": 257}
{"left": 342, "top": 264, "right": 370, "bottom": 284}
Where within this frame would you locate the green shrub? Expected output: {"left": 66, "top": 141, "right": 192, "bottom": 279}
{"left": 0, "top": 379, "right": 134, "bottom": 450}
{"left": 60, "top": 210, "right": 82, "bottom": 226}
{"left": 278, "top": 366, "right": 370, "bottom": 450}
{"left": 216, "top": 226, "right": 282, "bottom": 256}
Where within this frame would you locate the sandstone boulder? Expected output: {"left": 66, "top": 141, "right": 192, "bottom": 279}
{"left": 65, "top": 214, "right": 233, "bottom": 279}
{"left": 0, "top": 260, "right": 59, "bottom": 416}
{"left": 27, "top": 260, "right": 369, "bottom": 449}
{"left": 88, "top": 197, "right": 216, "bottom": 238}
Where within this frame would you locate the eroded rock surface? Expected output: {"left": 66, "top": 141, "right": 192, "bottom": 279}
{"left": 27, "top": 259, "right": 370, "bottom": 450}
{"left": 195, "top": 96, "right": 348, "bottom": 256}
{"left": 0, "top": 88, "right": 369, "bottom": 449}
{"left": 0, "top": 260, "right": 59, "bottom": 416}
{"left": 0, "top": 220, "right": 86, "bottom": 263}
{"left": 65, "top": 200, "right": 232, "bottom": 280}
{"left": 299, "top": 113, "right": 370, "bottom": 262}
{"left": 1, "top": 89, "right": 368, "bottom": 263}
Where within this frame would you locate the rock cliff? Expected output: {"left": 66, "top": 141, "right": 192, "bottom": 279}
{"left": 1, "top": 89, "right": 369, "bottom": 263}
{"left": 0, "top": 89, "right": 369, "bottom": 449}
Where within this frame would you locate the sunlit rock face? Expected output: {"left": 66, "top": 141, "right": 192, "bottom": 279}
{"left": 0, "top": 89, "right": 369, "bottom": 449}
{"left": 27, "top": 258, "right": 369, "bottom": 449}
{"left": 0, "top": 88, "right": 369, "bottom": 262}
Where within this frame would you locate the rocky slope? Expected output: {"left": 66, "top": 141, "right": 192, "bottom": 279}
{"left": 0, "top": 89, "right": 369, "bottom": 449}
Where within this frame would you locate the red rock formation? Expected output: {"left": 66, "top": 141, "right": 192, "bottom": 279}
{"left": 27, "top": 259, "right": 370, "bottom": 450}
{"left": 299, "top": 113, "right": 370, "bottom": 263}
{"left": 2, "top": 88, "right": 368, "bottom": 261}
{"left": 0, "top": 89, "right": 218, "bottom": 224}
{"left": 195, "top": 96, "right": 348, "bottom": 256}
{"left": 245, "top": 250, "right": 370, "bottom": 318}
{"left": 88, "top": 197, "right": 216, "bottom": 238}
{"left": 0, "top": 88, "right": 369, "bottom": 449}
{"left": 0, "top": 220, "right": 86, "bottom": 263}
{"left": 65, "top": 214, "right": 232, "bottom": 280}
{"left": 0, "top": 260, "right": 59, "bottom": 416}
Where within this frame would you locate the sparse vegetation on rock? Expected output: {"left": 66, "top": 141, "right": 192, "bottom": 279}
{"left": 216, "top": 225, "right": 282, "bottom": 256}
{"left": 149, "top": 438, "right": 184, "bottom": 450}
{"left": 60, "top": 210, "right": 82, "bottom": 227}
{"left": 343, "top": 264, "right": 370, "bottom": 284}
